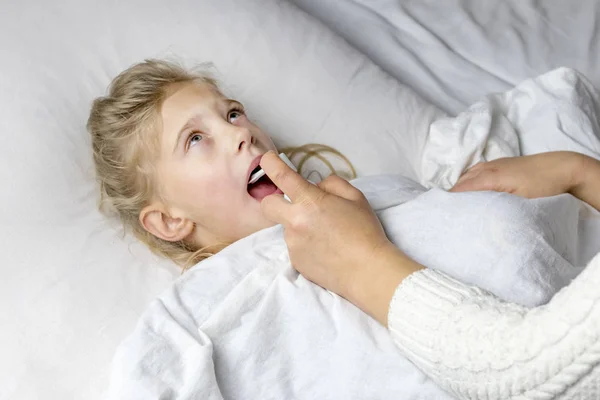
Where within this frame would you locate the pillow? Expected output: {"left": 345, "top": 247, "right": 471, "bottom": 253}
{"left": 0, "top": 0, "right": 443, "bottom": 398}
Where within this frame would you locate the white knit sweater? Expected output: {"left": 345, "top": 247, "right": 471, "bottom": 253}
{"left": 388, "top": 254, "right": 600, "bottom": 400}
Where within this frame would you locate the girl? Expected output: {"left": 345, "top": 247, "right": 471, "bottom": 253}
{"left": 88, "top": 59, "right": 350, "bottom": 269}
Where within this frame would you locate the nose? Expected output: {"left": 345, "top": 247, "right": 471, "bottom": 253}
{"left": 233, "top": 126, "right": 254, "bottom": 152}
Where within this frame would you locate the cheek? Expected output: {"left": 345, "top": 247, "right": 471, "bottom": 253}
{"left": 251, "top": 127, "right": 277, "bottom": 151}
{"left": 261, "top": 134, "right": 277, "bottom": 151}
{"left": 177, "top": 173, "right": 241, "bottom": 219}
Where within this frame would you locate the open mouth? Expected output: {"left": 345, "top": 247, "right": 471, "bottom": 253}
{"left": 247, "top": 166, "right": 282, "bottom": 200}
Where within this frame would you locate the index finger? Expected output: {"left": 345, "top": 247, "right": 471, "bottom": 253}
{"left": 260, "top": 151, "right": 322, "bottom": 203}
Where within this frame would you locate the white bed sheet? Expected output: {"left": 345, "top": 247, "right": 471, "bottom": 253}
{"left": 291, "top": 0, "right": 600, "bottom": 115}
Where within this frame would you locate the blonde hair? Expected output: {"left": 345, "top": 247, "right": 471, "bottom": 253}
{"left": 88, "top": 59, "right": 355, "bottom": 271}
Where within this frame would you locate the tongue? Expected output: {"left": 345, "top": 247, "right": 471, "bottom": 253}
{"left": 248, "top": 178, "right": 282, "bottom": 200}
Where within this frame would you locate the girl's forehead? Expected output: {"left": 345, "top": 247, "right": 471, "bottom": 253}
{"left": 160, "top": 82, "right": 225, "bottom": 127}
{"left": 164, "top": 80, "right": 223, "bottom": 105}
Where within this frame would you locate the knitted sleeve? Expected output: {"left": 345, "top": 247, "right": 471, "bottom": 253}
{"left": 387, "top": 255, "right": 600, "bottom": 400}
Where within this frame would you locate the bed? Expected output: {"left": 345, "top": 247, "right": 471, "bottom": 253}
{"left": 1, "top": 1, "right": 598, "bottom": 399}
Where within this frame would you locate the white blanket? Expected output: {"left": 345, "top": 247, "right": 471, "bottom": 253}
{"left": 107, "top": 68, "right": 600, "bottom": 399}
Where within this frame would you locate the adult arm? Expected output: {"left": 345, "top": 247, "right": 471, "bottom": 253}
{"left": 387, "top": 257, "right": 600, "bottom": 399}
{"left": 392, "top": 151, "right": 600, "bottom": 398}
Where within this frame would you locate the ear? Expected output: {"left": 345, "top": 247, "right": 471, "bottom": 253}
{"left": 139, "top": 203, "right": 195, "bottom": 242}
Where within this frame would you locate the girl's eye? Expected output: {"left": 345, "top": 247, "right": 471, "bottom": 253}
{"left": 228, "top": 107, "right": 245, "bottom": 122}
{"left": 187, "top": 133, "right": 203, "bottom": 149}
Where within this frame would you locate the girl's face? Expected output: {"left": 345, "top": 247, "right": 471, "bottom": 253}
{"left": 141, "top": 81, "right": 281, "bottom": 249}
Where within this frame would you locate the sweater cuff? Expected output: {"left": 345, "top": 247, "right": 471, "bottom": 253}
{"left": 387, "top": 269, "right": 493, "bottom": 368}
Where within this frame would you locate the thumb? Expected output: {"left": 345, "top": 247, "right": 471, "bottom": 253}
{"left": 260, "top": 151, "right": 321, "bottom": 203}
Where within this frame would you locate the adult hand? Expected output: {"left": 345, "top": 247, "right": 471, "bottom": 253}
{"left": 450, "top": 151, "right": 585, "bottom": 198}
{"left": 259, "top": 151, "right": 422, "bottom": 326}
